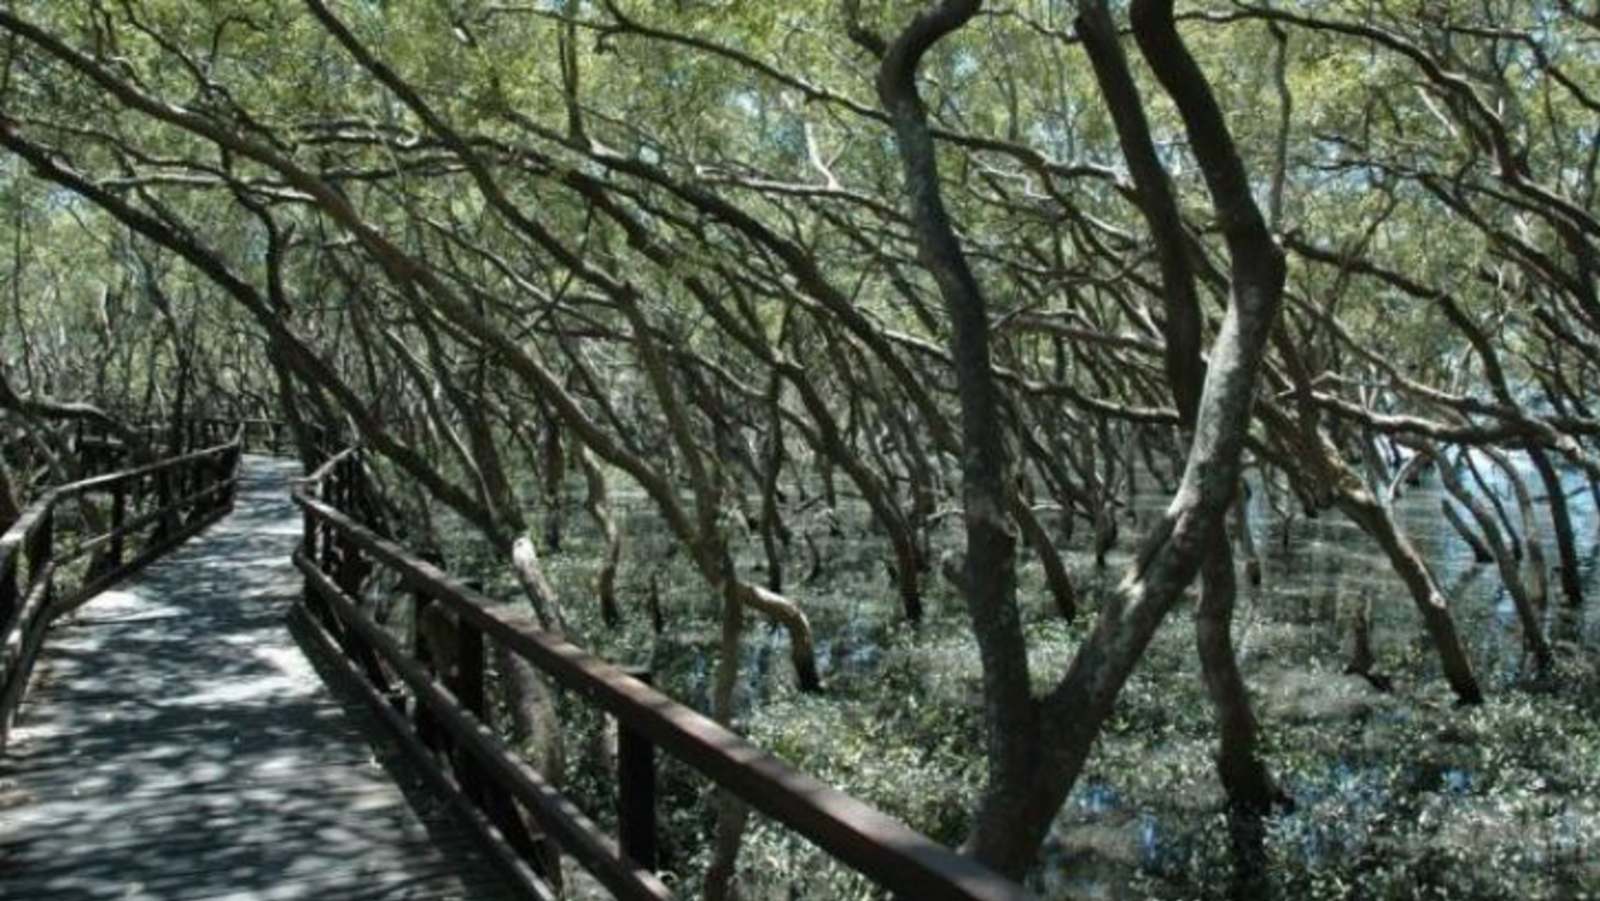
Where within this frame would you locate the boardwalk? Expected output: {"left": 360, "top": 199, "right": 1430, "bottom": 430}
{"left": 0, "top": 457, "right": 521, "bottom": 900}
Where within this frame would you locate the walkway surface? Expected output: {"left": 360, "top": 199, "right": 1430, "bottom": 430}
{"left": 0, "top": 457, "right": 521, "bottom": 900}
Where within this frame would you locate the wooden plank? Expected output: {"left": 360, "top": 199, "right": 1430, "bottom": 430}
{"left": 618, "top": 666, "right": 660, "bottom": 871}
{"left": 289, "top": 602, "right": 556, "bottom": 901}
{"left": 1, "top": 457, "right": 522, "bottom": 901}
{"left": 2, "top": 859, "right": 510, "bottom": 901}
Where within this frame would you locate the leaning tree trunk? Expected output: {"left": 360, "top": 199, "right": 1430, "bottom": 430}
{"left": 1463, "top": 450, "right": 1523, "bottom": 562}
{"left": 735, "top": 580, "right": 821, "bottom": 692}
{"left": 703, "top": 565, "right": 750, "bottom": 901}
{"left": 1442, "top": 499, "right": 1495, "bottom": 564}
{"left": 1078, "top": 0, "right": 1281, "bottom": 837}
{"left": 1012, "top": 492, "right": 1077, "bottom": 621}
{"left": 1429, "top": 446, "right": 1552, "bottom": 673}
{"left": 867, "top": 4, "right": 1035, "bottom": 871}
{"left": 1196, "top": 530, "right": 1284, "bottom": 813}
{"left": 541, "top": 412, "right": 565, "bottom": 553}
{"left": 0, "top": 455, "right": 20, "bottom": 532}
{"left": 1485, "top": 447, "right": 1549, "bottom": 610}
{"left": 758, "top": 374, "right": 789, "bottom": 594}
{"left": 1234, "top": 477, "right": 1263, "bottom": 586}
{"left": 577, "top": 446, "right": 623, "bottom": 627}
{"left": 1528, "top": 447, "right": 1584, "bottom": 608}
{"left": 1337, "top": 489, "right": 1483, "bottom": 703}
{"left": 787, "top": 371, "right": 925, "bottom": 622}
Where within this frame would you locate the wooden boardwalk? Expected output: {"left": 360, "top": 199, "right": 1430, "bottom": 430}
{"left": 0, "top": 457, "right": 522, "bottom": 900}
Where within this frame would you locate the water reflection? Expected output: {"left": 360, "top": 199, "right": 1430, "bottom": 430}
{"left": 426, "top": 450, "right": 1599, "bottom": 898}
{"left": 1036, "top": 453, "right": 1599, "bottom": 898}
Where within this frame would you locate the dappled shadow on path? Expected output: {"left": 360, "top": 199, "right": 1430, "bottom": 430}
{"left": 1, "top": 456, "right": 520, "bottom": 900}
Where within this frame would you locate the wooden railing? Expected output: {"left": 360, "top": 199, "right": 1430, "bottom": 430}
{"left": 173, "top": 417, "right": 300, "bottom": 456}
{"left": 67, "top": 415, "right": 340, "bottom": 476}
{"left": 0, "top": 432, "right": 244, "bottom": 751}
{"left": 292, "top": 448, "right": 1031, "bottom": 901}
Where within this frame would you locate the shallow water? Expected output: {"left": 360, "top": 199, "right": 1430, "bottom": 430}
{"left": 1031, "top": 456, "right": 1600, "bottom": 899}
{"left": 429, "top": 454, "right": 1600, "bottom": 899}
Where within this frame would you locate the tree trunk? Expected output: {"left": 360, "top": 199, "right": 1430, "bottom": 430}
{"left": 0, "top": 455, "right": 20, "bottom": 534}
{"left": 511, "top": 535, "right": 567, "bottom": 634}
{"left": 494, "top": 642, "right": 566, "bottom": 781}
{"left": 868, "top": 7, "right": 1036, "bottom": 875}
{"left": 1196, "top": 523, "right": 1285, "bottom": 898}
{"left": 541, "top": 412, "right": 565, "bottom": 553}
{"left": 1442, "top": 499, "right": 1495, "bottom": 564}
{"left": 1337, "top": 490, "right": 1483, "bottom": 703}
{"left": 1233, "top": 477, "right": 1263, "bottom": 586}
{"left": 577, "top": 446, "right": 623, "bottom": 627}
{"left": 1431, "top": 448, "right": 1552, "bottom": 673}
{"left": 1485, "top": 448, "right": 1549, "bottom": 611}
{"left": 1013, "top": 492, "right": 1076, "bottom": 621}
{"left": 1463, "top": 450, "right": 1522, "bottom": 561}
{"left": 703, "top": 572, "right": 750, "bottom": 901}
{"left": 1080, "top": 0, "right": 1284, "bottom": 833}
{"left": 1529, "top": 447, "right": 1584, "bottom": 608}
{"left": 758, "top": 376, "right": 788, "bottom": 594}
{"left": 1196, "top": 531, "right": 1284, "bottom": 814}
{"left": 736, "top": 581, "right": 822, "bottom": 692}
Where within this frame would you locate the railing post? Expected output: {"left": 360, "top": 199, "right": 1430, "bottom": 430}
{"left": 302, "top": 495, "right": 317, "bottom": 565}
{"left": 202, "top": 452, "right": 217, "bottom": 516}
{"left": 132, "top": 469, "right": 147, "bottom": 513}
{"left": 26, "top": 508, "right": 53, "bottom": 611}
{"left": 449, "top": 619, "right": 554, "bottom": 879}
{"left": 451, "top": 618, "right": 488, "bottom": 805}
{"left": 318, "top": 478, "right": 339, "bottom": 574}
{"left": 618, "top": 666, "right": 660, "bottom": 872}
{"left": 154, "top": 467, "right": 175, "bottom": 538}
{"left": 411, "top": 593, "right": 446, "bottom": 753}
{"left": 110, "top": 483, "right": 127, "bottom": 568}
{"left": 333, "top": 534, "right": 388, "bottom": 693}
{"left": 222, "top": 445, "right": 240, "bottom": 511}
{"left": 205, "top": 451, "right": 218, "bottom": 514}
{"left": 0, "top": 550, "right": 17, "bottom": 641}
{"left": 184, "top": 457, "right": 200, "bottom": 527}
{"left": 82, "top": 420, "right": 100, "bottom": 477}
{"left": 301, "top": 488, "right": 338, "bottom": 634}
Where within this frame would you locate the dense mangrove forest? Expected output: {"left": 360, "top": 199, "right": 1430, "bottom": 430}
{"left": 2, "top": 1, "right": 1598, "bottom": 898}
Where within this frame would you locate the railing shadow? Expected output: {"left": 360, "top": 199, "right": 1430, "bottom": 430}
{"left": 2, "top": 453, "right": 514, "bottom": 900}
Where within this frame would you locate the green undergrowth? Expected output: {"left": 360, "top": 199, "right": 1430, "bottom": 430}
{"left": 429, "top": 489, "right": 1600, "bottom": 900}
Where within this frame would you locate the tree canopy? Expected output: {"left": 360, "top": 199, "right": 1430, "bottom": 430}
{"left": 3, "top": 1, "right": 1598, "bottom": 897}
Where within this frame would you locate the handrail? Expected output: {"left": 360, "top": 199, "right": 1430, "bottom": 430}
{"left": 299, "top": 445, "right": 362, "bottom": 483}
{"left": 61, "top": 438, "right": 248, "bottom": 497}
{"left": 66, "top": 415, "right": 342, "bottom": 475}
{"left": 292, "top": 448, "right": 1032, "bottom": 901}
{"left": 0, "top": 431, "right": 244, "bottom": 751}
